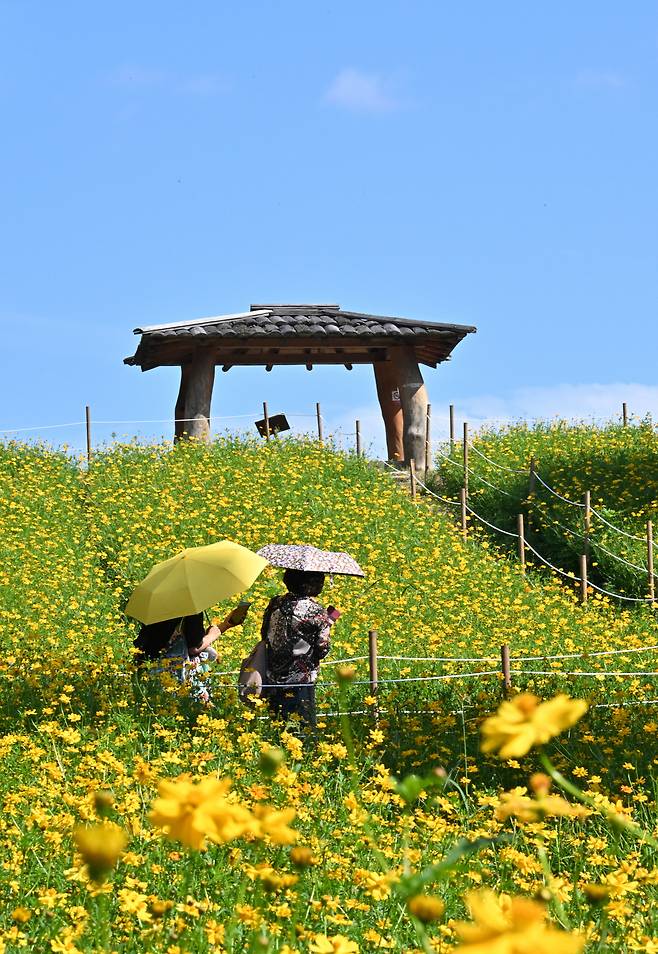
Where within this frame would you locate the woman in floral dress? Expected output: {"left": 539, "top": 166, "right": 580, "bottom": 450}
{"left": 261, "top": 569, "right": 335, "bottom": 730}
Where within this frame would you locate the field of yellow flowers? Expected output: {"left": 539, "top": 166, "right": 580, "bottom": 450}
{"left": 429, "top": 418, "right": 658, "bottom": 600}
{"left": 2, "top": 435, "right": 658, "bottom": 953}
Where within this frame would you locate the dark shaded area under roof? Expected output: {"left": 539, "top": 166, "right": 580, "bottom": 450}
{"left": 125, "top": 304, "right": 476, "bottom": 371}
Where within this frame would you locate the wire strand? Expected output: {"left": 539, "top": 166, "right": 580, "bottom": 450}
{"left": 467, "top": 442, "right": 526, "bottom": 474}
{"left": 466, "top": 505, "right": 519, "bottom": 538}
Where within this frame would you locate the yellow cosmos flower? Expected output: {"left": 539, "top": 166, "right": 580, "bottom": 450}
{"left": 495, "top": 787, "right": 589, "bottom": 823}
{"left": 149, "top": 775, "right": 255, "bottom": 850}
{"left": 309, "top": 935, "right": 359, "bottom": 954}
{"left": 252, "top": 804, "right": 297, "bottom": 844}
{"left": 73, "top": 823, "right": 128, "bottom": 882}
{"left": 455, "top": 890, "right": 584, "bottom": 953}
{"left": 11, "top": 907, "right": 32, "bottom": 923}
{"left": 290, "top": 846, "right": 317, "bottom": 868}
{"left": 481, "top": 694, "right": 588, "bottom": 759}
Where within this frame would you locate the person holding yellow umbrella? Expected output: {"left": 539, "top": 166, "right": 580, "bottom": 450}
{"left": 126, "top": 540, "right": 268, "bottom": 701}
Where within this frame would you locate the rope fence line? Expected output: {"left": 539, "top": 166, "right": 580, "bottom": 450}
{"left": 206, "top": 665, "right": 658, "bottom": 690}
{"left": 0, "top": 412, "right": 328, "bottom": 433}
{"left": 512, "top": 643, "right": 658, "bottom": 661}
{"left": 0, "top": 421, "right": 86, "bottom": 433}
{"left": 416, "top": 414, "right": 657, "bottom": 605}
{"left": 538, "top": 509, "right": 648, "bottom": 574}
{"left": 412, "top": 474, "right": 461, "bottom": 508}
{"left": 119, "top": 628, "right": 658, "bottom": 724}
{"left": 378, "top": 654, "right": 499, "bottom": 663}
{"left": 510, "top": 669, "right": 658, "bottom": 678}
{"left": 522, "top": 540, "right": 653, "bottom": 604}
{"left": 533, "top": 473, "right": 587, "bottom": 507}
{"left": 590, "top": 539, "right": 646, "bottom": 574}
{"left": 451, "top": 432, "right": 651, "bottom": 548}
{"left": 586, "top": 581, "right": 653, "bottom": 603}
{"left": 411, "top": 464, "right": 649, "bottom": 601}
{"left": 589, "top": 506, "right": 646, "bottom": 543}
{"left": 391, "top": 449, "right": 655, "bottom": 604}
{"left": 467, "top": 442, "right": 526, "bottom": 475}
{"left": 466, "top": 504, "right": 519, "bottom": 538}
{"left": 522, "top": 540, "right": 582, "bottom": 581}
{"left": 468, "top": 471, "right": 515, "bottom": 497}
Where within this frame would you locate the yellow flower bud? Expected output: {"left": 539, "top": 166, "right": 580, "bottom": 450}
{"left": 290, "top": 846, "right": 317, "bottom": 869}
{"left": 94, "top": 789, "right": 115, "bottom": 818}
{"left": 259, "top": 746, "right": 286, "bottom": 777}
{"left": 74, "top": 823, "right": 128, "bottom": 883}
{"left": 407, "top": 893, "right": 445, "bottom": 923}
{"left": 335, "top": 665, "right": 356, "bottom": 684}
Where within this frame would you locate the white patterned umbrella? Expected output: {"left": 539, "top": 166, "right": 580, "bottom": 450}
{"left": 257, "top": 543, "right": 365, "bottom": 577}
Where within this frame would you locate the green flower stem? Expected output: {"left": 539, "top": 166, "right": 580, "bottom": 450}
{"left": 595, "top": 909, "right": 610, "bottom": 952}
{"left": 95, "top": 890, "right": 110, "bottom": 953}
{"left": 286, "top": 887, "right": 305, "bottom": 947}
{"left": 540, "top": 752, "right": 658, "bottom": 850}
{"left": 337, "top": 682, "right": 390, "bottom": 873}
{"left": 224, "top": 870, "right": 249, "bottom": 952}
{"left": 536, "top": 842, "right": 571, "bottom": 930}
{"left": 408, "top": 915, "right": 436, "bottom": 954}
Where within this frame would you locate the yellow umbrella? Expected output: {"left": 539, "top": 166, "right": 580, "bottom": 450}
{"left": 125, "top": 540, "right": 268, "bottom": 625}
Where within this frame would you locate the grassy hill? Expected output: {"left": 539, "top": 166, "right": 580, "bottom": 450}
{"left": 2, "top": 436, "right": 658, "bottom": 952}
{"left": 428, "top": 419, "right": 658, "bottom": 600}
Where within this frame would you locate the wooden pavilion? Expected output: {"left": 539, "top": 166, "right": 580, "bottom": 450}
{"left": 124, "top": 304, "right": 476, "bottom": 471}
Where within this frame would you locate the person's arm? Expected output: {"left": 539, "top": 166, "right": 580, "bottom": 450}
{"left": 315, "top": 618, "right": 332, "bottom": 662}
{"left": 189, "top": 604, "right": 250, "bottom": 655}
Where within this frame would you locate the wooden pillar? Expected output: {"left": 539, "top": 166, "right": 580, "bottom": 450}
{"left": 373, "top": 360, "right": 404, "bottom": 463}
{"left": 391, "top": 346, "right": 428, "bottom": 472}
{"left": 174, "top": 364, "right": 192, "bottom": 442}
{"left": 183, "top": 350, "right": 215, "bottom": 442}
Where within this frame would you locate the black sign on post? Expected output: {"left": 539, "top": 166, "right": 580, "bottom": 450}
{"left": 255, "top": 414, "right": 290, "bottom": 437}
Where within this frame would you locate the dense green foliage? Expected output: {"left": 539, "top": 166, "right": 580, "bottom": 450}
{"left": 2, "top": 435, "right": 658, "bottom": 952}
{"left": 428, "top": 419, "right": 658, "bottom": 600}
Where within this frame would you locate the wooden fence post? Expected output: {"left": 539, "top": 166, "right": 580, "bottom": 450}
{"left": 449, "top": 404, "right": 455, "bottom": 454}
{"left": 517, "top": 514, "right": 526, "bottom": 574}
{"left": 528, "top": 456, "right": 537, "bottom": 497}
{"left": 368, "top": 630, "right": 379, "bottom": 697}
{"left": 623, "top": 402, "right": 628, "bottom": 427}
{"left": 425, "top": 403, "right": 431, "bottom": 479}
{"left": 501, "top": 644, "right": 511, "bottom": 694}
{"left": 356, "top": 420, "right": 362, "bottom": 457}
{"left": 584, "top": 490, "right": 591, "bottom": 558}
{"left": 463, "top": 421, "right": 469, "bottom": 498}
{"left": 580, "top": 553, "right": 588, "bottom": 604}
{"left": 85, "top": 405, "right": 92, "bottom": 464}
{"left": 263, "top": 402, "right": 270, "bottom": 440}
{"left": 316, "top": 403, "right": 323, "bottom": 443}
{"left": 648, "top": 520, "right": 655, "bottom": 604}
{"left": 460, "top": 487, "right": 467, "bottom": 540}
{"left": 409, "top": 458, "right": 417, "bottom": 500}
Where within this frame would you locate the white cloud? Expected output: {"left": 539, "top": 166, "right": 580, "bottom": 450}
{"left": 289, "top": 384, "right": 658, "bottom": 460}
{"left": 442, "top": 383, "right": 658, "bottom": 437}
{"left": 324, "top": 68, "right": 399, "bottom": 112}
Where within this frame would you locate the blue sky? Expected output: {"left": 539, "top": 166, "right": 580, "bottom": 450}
{"left": 1, "top": 2, "right": 657, "bottom": 453}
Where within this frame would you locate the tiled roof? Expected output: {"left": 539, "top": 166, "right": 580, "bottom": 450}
{"left": 125, "top": 304, "right": 476, "bottom": 370}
